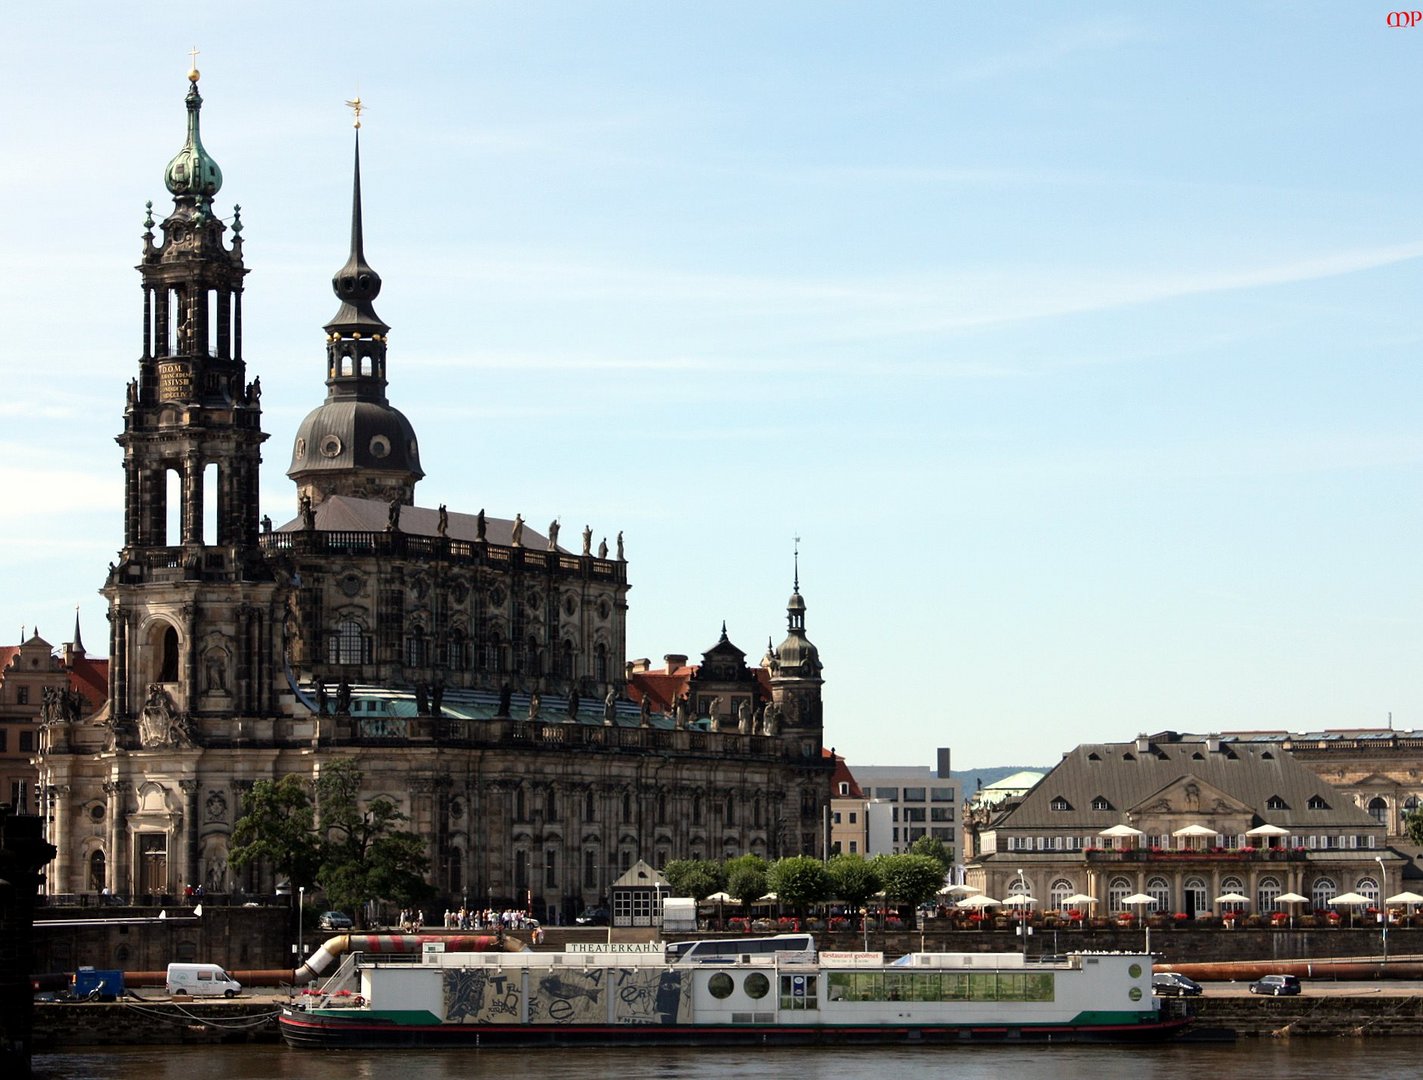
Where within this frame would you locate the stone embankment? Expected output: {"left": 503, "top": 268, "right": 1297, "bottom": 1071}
{"left": 33, "top": 998, "right": 280, "bottom": 1046}
{"left": 1187, "top": 992, "right": 1423, "bottom": 1037}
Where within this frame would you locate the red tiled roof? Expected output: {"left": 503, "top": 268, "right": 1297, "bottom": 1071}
{"left": 827, "top": 751, "right": 864, "bottom": 798}
{"left": 625, "top": 664, "right": 774, "bottom": 712}
{"left": 69, "top": 657, "right": 108, "bottom": 708}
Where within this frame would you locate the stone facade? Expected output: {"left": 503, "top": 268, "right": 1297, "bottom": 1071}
{"left": 34, "top": 74, "right": 830, "bottom": 922}
{"left": 967, "top": 733, "right": 1401, "bottom": 918}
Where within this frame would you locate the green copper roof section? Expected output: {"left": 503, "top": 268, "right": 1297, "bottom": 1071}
{"left": 165, "top": 74, "right": 223, "bottom": 202}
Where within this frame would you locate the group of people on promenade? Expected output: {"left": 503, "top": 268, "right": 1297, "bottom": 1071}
{"left": 437, "top": 907, "right": 539, "bottom": 932}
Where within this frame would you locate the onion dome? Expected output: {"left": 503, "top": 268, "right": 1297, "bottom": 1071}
{"left": 164, "top": 70, "right": 223, "bottom": 203}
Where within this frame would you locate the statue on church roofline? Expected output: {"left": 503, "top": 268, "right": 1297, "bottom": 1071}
{"left": 582, "top": 525, "right": 593, "bottom": 556}
{"left": 476, "top": 508, "right": 487, "bottom": 541}
{"left": 548, "top": 519, "right": 559, "bottom": 550}
{"left": 511, "top": 514, "right": 524, "bottom": 547}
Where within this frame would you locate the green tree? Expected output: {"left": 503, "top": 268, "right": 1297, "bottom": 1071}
{"left": 229, "top": 774, "right": 323, "bottom": 890}
{"left": 907, "top": 834, "right": 954, "bottom": 875}
{"left": 767, "top": 855, "right": 830, "bottom": 917}
{"left": 662, "top": 859, "right": 725, "bottom": 901}
{"left": 826, "top": 853, "right": 881, "bottom": 925}
{"left": 873, "top": 853, "right": 945, "bottom": 912}
{"left": 1406, "top": 809, "right": 1423, "bottom": 848}
{"left": 230, "top": 759, "right": 433, "bottom": 922}
{"left": 724, "top": 853, "right": 769, "bottom": 911}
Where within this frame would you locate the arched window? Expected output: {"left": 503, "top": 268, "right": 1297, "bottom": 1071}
{"left": 1007, "top": 876, "right": 1031, "bottom": 899}
{"left": 160, "top": 625, "right": 180, "bottom": 682}
{"left": 1146, "top": 875, "right": 1171, "bottom": 912}
{"left": 1049, "top": 878, "right": 1074, "bottom": 911}
{"left": 1107, "top": 876, "right": 1132, "bottom": 913}
{"left": 405, "top": 626, "right": 428, "bottom": 667}
{"left": 1405, "top": 795, "right": 1420, "bottom": 813}
{"left": 484, "top": 630, "right": 502, "bottom": 673}
{"left": 585, "top": 790, "right": 596, "bottom": 822}
{"left": 1311, "top": 876, "right": 1337, "bottom": 911}
{"left": 89, "top": 849, "right": 106, "bottom": 893}
{"left": 657, "top": 792, "right": 667, "bottom": 825}
{"left": 594, "top": 644, "right": 608, "bottom": 683}
{"left": 1368, "top": 797, "right": 1388, "bottom": 823}
{"left": 622, "top": 791, "right": 632, "bottom": 821}
{"left": 1358, "top": 876, "right": 1380, "bottom": 905}
{"left": 515, "top": 787, "right": 526, "bottom": 822}
{"left": 447, "top": 629, "right": 467, "bottom": 671}
{"left": 725, "top": 793, "right": 736, "bottom": 827}
{"left": 560, "top": 640, "right": 575, "bottom": 679}
{"left": 1184, "top": 876, "right": 1207, "bottom": 917}
{"left": 545, "top": 788, "right": 558, "bottom": 821}
{"left": 329, "top": 620, "right": 367, "bottom": 665}
{"left": 1257, "top": 875, "right": 1282, "bottom": 912}
{"left": 449, "top": 847, "right": 463, "bottom": 893}
{"left": 692, "top": 792, "right": 703, "bottom": 824}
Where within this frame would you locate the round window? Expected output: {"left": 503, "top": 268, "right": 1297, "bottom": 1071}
{"left": 1128, "top": 963, "right": 1142, "bottom": 979}
{"left": 89, "top": 805, "right": 105, "bottom": 822}
{"left": 708, "top": 973, "right": 734, "bottom": 1000}
{"left": 369, "top": 434, "right": 390, "bottom": 459}
{"left": 320, "top": 434, "right": 343, "bottom": 458}
{"left": 1129, "top": 986, "right": 1143, "bottom": 1002}
{"left": 744, "top": 972, "right": 770, "bottom": 1000}
{"left": 294, "top": 437, "right": 306, "bottom": 461}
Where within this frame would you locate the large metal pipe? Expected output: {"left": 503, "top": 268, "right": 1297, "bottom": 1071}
{"left": 293, "top": 932, "right": 525, "bottom": 984}
{"left": 1157, "top": 956, "right": 1423, "bottom": 981}
{"left": 108, "top": 933, "right": 526, "bottom": 990}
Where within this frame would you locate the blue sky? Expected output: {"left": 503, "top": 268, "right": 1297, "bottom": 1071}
{"left": 3, "top": 4, "right": 1420, "bottom": 768}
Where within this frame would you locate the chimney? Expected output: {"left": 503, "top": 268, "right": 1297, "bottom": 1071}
{"left": 663, "top": 654, "right": 687, "bottom": 675}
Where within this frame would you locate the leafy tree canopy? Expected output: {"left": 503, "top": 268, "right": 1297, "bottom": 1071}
{"left": 768, "top": 855, "right": 830, "bottom": 914}
{"left": 826, "top": 853, "right": 881, "bottom": 909}
{"left": 230, "top": 758, "right": 433, "bottom": 921}
{"left": 724, "top": 853, "right": 769, "bottom": 906}
{"left": 662, "top": 859, "right": 725, "bottom": 900}
{"left": 873, "top": 853, "right": 945, "bottom": 907}
{"left": 907, "top": 834, "right": 954, "bottom": 875}
{"left": 1407, "top": 809, "right": 1423, "bottom": 848}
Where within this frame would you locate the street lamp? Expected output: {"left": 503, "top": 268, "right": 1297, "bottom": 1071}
{"left": 1375, "top": 856, "right": 1388, "bottom": 966}
{"left": 298, "top": 885, "right": 305, "bottom": 964}
{"left": 1017, "top": 868, "right": 1030, "bottom": 960}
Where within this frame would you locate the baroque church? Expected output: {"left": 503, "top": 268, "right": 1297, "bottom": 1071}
{"left": 34, "top": 71, "right": 830, "bottom": 921}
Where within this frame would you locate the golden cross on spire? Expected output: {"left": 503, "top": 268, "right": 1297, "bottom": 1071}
{"left": 345, "top": 95, "right": 365, "bottom": 129}
{"left": 188, "top": 45, "right": 201, "bottom": 81}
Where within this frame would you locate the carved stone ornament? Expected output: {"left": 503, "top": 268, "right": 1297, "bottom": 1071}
{"left": 138, "top": 683, "right": 198, "bottom": 749}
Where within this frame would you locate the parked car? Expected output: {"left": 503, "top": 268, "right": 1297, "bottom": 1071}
{"left": 318, "top": 910, "right": 353, "bottom": 930}
{"left": 1152, "top": 972, "right": 1203, "bottom": 997}
{"left": 1249, "top": 974, "right": 1301, "bottom": 996}
{"left": 575, "top": 906, "right": 610, "bottom": 926}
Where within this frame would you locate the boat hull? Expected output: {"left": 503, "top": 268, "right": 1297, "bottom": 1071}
{"left": 279, "top": 1007, "right": 1191, "bottom": 1049}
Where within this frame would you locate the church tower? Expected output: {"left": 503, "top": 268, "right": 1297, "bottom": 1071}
{"left": 766, "top": 547, "right": 824, "bottom": 734}
{"left": 288, "top": 113, "right": 423, "bottom": 507}
{"left": 104, "top": 67, "right": 278, "bottom": 741}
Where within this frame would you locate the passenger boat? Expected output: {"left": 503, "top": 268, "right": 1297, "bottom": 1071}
{"left": 278, "top": 939, "right": 1190, "bottom": 1048}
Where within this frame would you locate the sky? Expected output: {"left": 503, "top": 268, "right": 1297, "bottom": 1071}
{"left": 2, "top": 3, "right": 1421, "bottom": 770}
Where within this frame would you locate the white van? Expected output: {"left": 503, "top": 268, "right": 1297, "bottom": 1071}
{"left": 166, "top": 962, "right": 241, "bottom": 998}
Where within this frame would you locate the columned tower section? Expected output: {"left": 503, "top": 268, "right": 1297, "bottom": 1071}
{"left": 104, "top": 70, "right": 278, "bottom": 740}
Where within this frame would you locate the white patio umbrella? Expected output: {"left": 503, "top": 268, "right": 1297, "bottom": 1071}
{"left": 705, "top": 891, "right": 733, "bottom": 902}
{"left": 957, "top": 893, "right": 1002, "bottom": 908}
{"left": 1098, "top": 824, "right": 1146, "bottom": 837}
{"left": 1385, "top": 891, "right": 1423, "bottom": 905}
{"left": 1171, "top": 824, "right": 1216, "bottom": 837}
{"left": 939, "top": 883, "right": 981, "bottom": 897}
{"left": 1001, "top": 893, "right": 1037, "bottom": 906}
{"left": 1246, "top": 823, "right": 1290, "bottom": 849}
{"left": 1274, "top": 892, "right": 1309, "bottom": 928}
{"left": 1121, "top": 893, "right": 1157, "bottom": 954}
{"left": 1062, "top": 893, "right": 1098, "bottom": 905}
{"left": 1330, "top": 891, "right": 1371, "bottom": 927}
{"left": 1214, "top": 892, "right": 1250, "bottom": 904}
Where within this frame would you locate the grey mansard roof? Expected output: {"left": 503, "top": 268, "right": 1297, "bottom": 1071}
{"left": 999, "top": 734, "right": 1378, "bottom": 832}
{"left": 276, "top": 494, "right": 564, "bottom": 551}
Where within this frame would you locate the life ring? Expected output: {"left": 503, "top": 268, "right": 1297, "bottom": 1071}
{"left": 353, "top": 995, "right": 365, "bottom": 1007}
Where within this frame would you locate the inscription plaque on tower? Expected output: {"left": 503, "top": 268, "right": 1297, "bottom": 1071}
{"left": 157, "top": 361, "right": 192, "bottom": 401}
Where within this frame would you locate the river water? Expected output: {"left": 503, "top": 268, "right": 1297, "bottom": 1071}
{"left": 31, "top": 1040, "right": 1423, "bottom": 1080}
